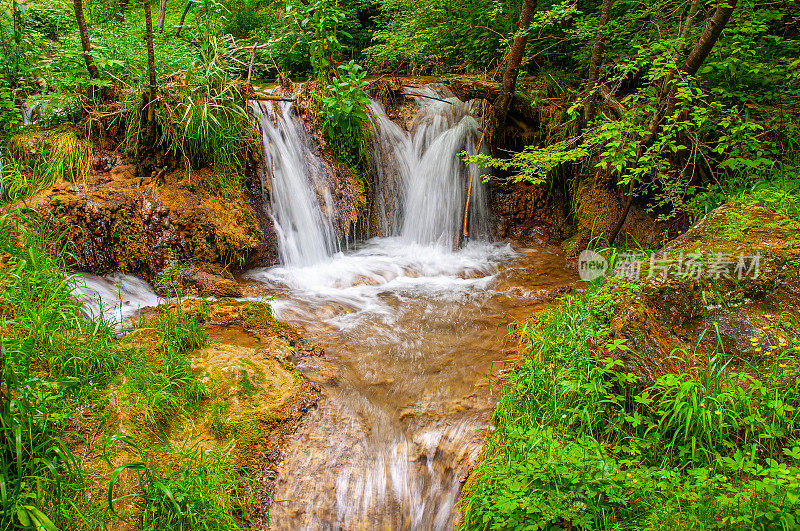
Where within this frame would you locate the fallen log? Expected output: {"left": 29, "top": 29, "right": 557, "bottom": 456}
{"left": 443, "top": 77, "right": 538, "bottom": 125}
{"left": 252, "top": 94, "right": 295, "bottom": 102}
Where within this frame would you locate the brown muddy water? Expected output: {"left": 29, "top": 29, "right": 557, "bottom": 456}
{"left": 244, "top": 239, "right": 575, "bottom": 529}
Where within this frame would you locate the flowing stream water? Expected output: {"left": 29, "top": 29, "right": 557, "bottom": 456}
{"left": 78, "top": 83, "right": 575, "bottom": 528}
{"left": 244, "top": 85, "right": 575, "bottom": 528}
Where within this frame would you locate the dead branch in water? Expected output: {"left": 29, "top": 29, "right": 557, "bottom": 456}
{"left": 252, "top": 95, "right": 295, "bottom": 102}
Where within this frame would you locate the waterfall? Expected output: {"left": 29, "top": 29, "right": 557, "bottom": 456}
{"left": 370, "top": 84, "right": 490, "bottom": 246}
{"left": 250, "top": 99, "right": 339, "bottom": 267}
{"left": 251, "top": 82, "right": 491, "bottom": 266}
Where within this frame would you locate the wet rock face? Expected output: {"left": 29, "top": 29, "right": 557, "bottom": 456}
{"left": 23, "top": 164, "right": 263, "bottom": 278}
{"left": 181, "top": 263, "right": 242, "bottom": 298}
{"left": 488, "top": 181, "right": 565, "bottom": 245}
{"left": 244, "top": 144, "right": 280, "bottom": 267}
{"left": 275, "top": 84, "right": 368, "bottom": 245}
{"left": 604, "top": 202, "right": 800, "bottom": 387}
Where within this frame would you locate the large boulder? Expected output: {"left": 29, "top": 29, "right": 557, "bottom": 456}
{"left": 603, "top": 202, "right": 800, "bottom": 386}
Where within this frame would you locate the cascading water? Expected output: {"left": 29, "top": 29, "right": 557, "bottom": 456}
{"left": 369, "top": 85, "right": 490, "bottom": 244}
{"left": 70, "top": 82, "right": 575, "bottom": 528}
{"left": 74, "top": 273, "right": 160, "bottom": 324}
{"left": 243, "top": 83, "right": 575, "bottom": 528}
{"left": 250, "top": 99, "right": 339, "bottom": 266}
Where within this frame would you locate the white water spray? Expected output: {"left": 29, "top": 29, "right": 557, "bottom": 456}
{"left": 370, "top": 84, "right": 491, "bottom": 245}
{"left": 250, "top": 99, "right": 339, "bottom": 266}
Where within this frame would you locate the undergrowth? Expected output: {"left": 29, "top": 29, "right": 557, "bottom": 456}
{"left": 0, "top": 209, "right": 125, "bottom": 529}
{"left": 106, "top": 437, "right": 248, "bottom": 530}
{"left": 320, "top": 61, "right": 372, "bottom": 196}
{"left": 0, "top": 209, "right": 244, "bottom": 528}
{"left": 123, "top": 37, "right": 253, "bottom": 198}
{"left": 2, "top": 126, "right": 91, "bottom": 202}
{"left": 127, "top": 262, "right": 209, "bottom": 428}
{"left": 461, "top": 281, "right": 800, "bottom": 530}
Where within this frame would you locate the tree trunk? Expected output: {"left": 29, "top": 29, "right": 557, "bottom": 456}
{"left": 12, "top": 0, "right": 21, "bottom": 45}
{"left": 144, "top": 0, "right": 158, "bottom": 140}
{"left": 608, "top": 0, "right": 737, "bottom": 246}
{"left": 490, "top": 0, "right": 536, "bottom": 140}
{"left": 645, "top": 0, "right": 701, "bottom": 137}
{"left": 157, "top": 0, "right": 168, "bottom": 33}
{"left": 582, "top": 0, "right": 614, "bottom": 125}
{"left": 158, "top": 0, "right": 167, "bottom": 33}
{"left": 682, "top": 0, "right": 738, "bottom": 76}
{"left": 116, "top": 0, "right": 128, "bottom": 23}
{"left": 73, "top": 0, "right": 100, "bottom": 80}
{"left": 175, "top": 1, "right": 192, "bottom": 37}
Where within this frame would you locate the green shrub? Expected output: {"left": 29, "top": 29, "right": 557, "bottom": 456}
{"left": 321, "top": 60, "right": 372, "bottom": 189}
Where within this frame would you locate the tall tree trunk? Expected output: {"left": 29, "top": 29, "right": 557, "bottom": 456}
{"left": 608, "top": 0, "right": 737, "bottom": 245}
{"left": 662, "top": 0, "right": 737, "bottom": 116}
{"left": 157, "top": 0, "right": 167, "bottom": 33}
{"left": 582, "top": 0, "right": 614, "bottom": 125}
{"left": 682, "top": 0, "right": 738, "bottom": 76}
{"left": 73, "top": 0, "right": 100, "bottom": 80}
{"left": 490, "top": 0, "right": 536, "bottom": 141}
{"left": 144, "top": 0, "right": 158, "bottom": 141}
{"left": 116, "top": 0, "right": 128, "bottom": 23}
{"left": 175, "top": 1, "right": 191, "bottom": 37}
{"left": 12, "top": 0, "right": 21, "bottom": 45}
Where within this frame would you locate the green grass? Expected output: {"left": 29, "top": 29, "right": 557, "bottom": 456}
{"left": 688, "top": 161, "right": 800, "bottom": 223}
{"left": 2, "top": 126, "right": 91, "bottom": 202}
{"left": 460, "top": 282, "right": 800, "bottom": 530}
{"left": 125, "top": 263, "right": 210, "bottom": 429}
{"left": 0, "top": 208, "right": 125, "bottom": 529}
{"left": 106, "top": 437, "right": 248, "bottom": 530}
{"left": 0, "top": 208, "right": 246, "bottom": 528}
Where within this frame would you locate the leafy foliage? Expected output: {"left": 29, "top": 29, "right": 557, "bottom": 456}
{"left": 461, "top": 283, "right": 800, "bottom": 529}
{"left": 321, "top": 60, "right": 372, "bottom": 184}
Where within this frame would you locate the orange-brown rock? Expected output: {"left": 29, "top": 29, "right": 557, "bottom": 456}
{"left": 22, "top": 165, "right": 263, "bottom": 278}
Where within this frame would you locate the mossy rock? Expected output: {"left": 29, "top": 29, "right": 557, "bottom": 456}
{"left": 101, "top": 298, "right": 319, "bottom": 488}
{"left": 19, "top": 165, "right": 262, "bottom": 278}
{"left": 603, "top": 202, "right": 800, "bottom": 387}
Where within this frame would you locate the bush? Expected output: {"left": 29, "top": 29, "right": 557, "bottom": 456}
{"left": 321, "top": 60, "right": 372, "bottom": 186}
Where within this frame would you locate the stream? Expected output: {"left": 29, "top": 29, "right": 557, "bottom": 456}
{"left": 79, "top": 83, "right": 576, "bottom": 529}
{"left": 250, "top": 240, "right": 573, "bottom": 529}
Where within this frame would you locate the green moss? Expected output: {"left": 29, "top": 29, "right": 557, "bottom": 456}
{"left": 112, "top": 209, "right": 149, "bottom": 273}
{"left": 208, "top": 399, "right": 232, "bottom": 439}
{"left": 241, "top": 300, "right": 304, "bottom": 345}
{"left": 233, "top": 409, "right": 279, "bottom": 452}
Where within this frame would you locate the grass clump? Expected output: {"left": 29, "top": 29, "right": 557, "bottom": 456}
{"left": 126, "top": 263, "right": 210, "bottom": 428}
{"left": 107, "top": 437, "right": 248, "bottom": 530}
{"left": 2, "top": 126, "right": 91, "bottom": 201}
{"left": 461, "top": 282, "right": 800, "bottom": 530}
{"left": 0, "top": 209, "right": 126, "bottom": 529}
{"left": 124, "top": 38, "right": 253, "bottom": 198}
